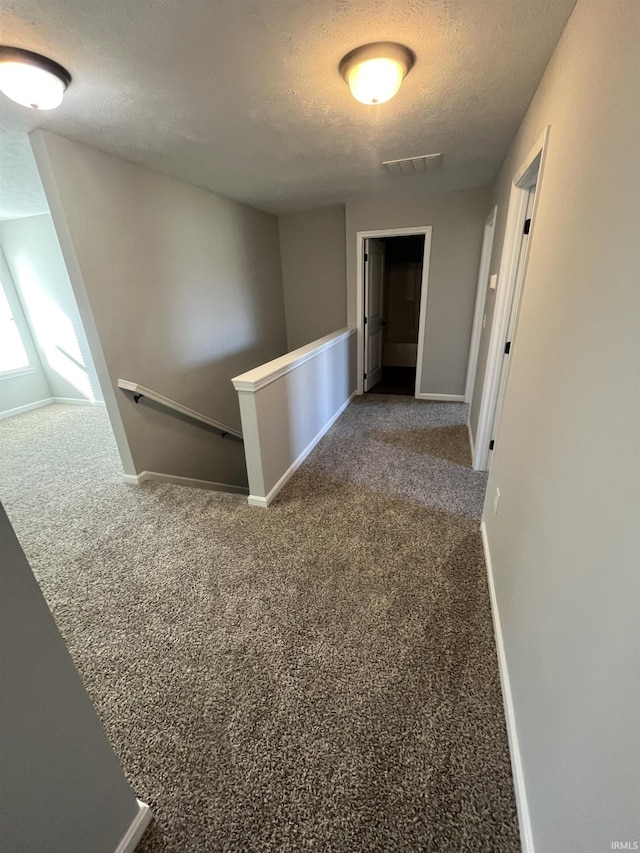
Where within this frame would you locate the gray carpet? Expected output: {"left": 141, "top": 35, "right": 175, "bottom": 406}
{"left": 0, "top": 398, "right": 519, "bottom": 853}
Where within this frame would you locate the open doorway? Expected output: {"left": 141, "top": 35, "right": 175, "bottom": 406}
{"left": 473, "top": 128, "right": 549, "bottom": 470}
{"left": 358, "top": 226, "right": 432, "bottom": 398}
{"left": 0, "top": 133, "right": 133, "bottom": 496}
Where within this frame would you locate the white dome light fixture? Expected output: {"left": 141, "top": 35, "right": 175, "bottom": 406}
{"left": 0, "top": 47, "right": 71, "bottom": 110}
{"left": 339, "top": 42, "right": 415, "bottom": 106}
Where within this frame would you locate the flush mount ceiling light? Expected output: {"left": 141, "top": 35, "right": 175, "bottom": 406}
{"left": 0, "top": 47, "right": 71, "bottom": 110}
{"left": 339, "top": 42, "right": 415, "bottom": 106}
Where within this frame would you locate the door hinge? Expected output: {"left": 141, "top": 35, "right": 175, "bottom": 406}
{"left": 504, "top": 341, "right": 511, "bottom": 355}
{"left": 364, "top": 316, "right": 368, "bottom": 325}
{"left": 489, "top": 439, "right": 495, "bottom": 451}
{"left": 523, "top": 218, "right": 531, "bottom": 235}
{"left": 364, "top": 252, "right": 369, "bottom": 262}
{"left": 364, "top": 372, "right": 367, "bottom": 380}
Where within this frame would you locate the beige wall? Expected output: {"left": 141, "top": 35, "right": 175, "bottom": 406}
{"left": 0, "top": 503, "right": 141, "bottom": 851}
{"left": 345, "top": 187, "right": 491, "bottom": 396}
{"left": 32, "top": 131, "right": 288, "bottom": 488}
{"left": 478, "top": 1, "right": 640, "bottom": 850}
{"left": 278, "top": 205, "right": 347, "bottom": 350}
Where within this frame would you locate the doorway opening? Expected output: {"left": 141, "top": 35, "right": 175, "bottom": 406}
{"left": 0, "top": 133, "right": 134, "bottom": 496}
{"left": 357, "top": 226, "right": 432, "bottom": 398}
{"left": 473, "top": 127, "right": 549, "bottom": 470}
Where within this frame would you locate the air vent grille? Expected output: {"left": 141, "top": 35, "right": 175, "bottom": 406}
{"left": 382, "top": 153, "right": 442, "bottom": 177}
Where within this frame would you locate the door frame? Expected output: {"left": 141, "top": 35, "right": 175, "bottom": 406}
{"left": 362, "top": 237, "right": 385, "bottom": 392}
{"left": 356, "top": 226, "right": 432, "bottom": 397}
{"left": 465, "top": 205, "right": 497, "bottom": 404}
{"left": 473, "top": 126, "right": 550, "bottom": 471}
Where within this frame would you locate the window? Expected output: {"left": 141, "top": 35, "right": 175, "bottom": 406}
{"left": 0, "top": 279, "right": 30, "bottom": 375}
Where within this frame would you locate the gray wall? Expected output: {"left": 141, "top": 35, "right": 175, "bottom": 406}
{"left": 0, "top": 246, "right": 52, "bottom": 414}
{"left": 278, "top": 205, "right": 347, "bottom": 350}
{"left": 0, "top": 214, "right": 103, "bottom": 403}
{"left": 345, "top": 187, "right": 491, "bottom": 397}
{"left": 0, "top": 502, "right": 140, "bottom": 851}
{"left": 478, "top": 1, "right": 640, "bottom": 850}
{"left": 234, "top": 329, "right": 356, "bottom": 505}
{"left": 32, "top": 131, "right": 288, "bottom": 488}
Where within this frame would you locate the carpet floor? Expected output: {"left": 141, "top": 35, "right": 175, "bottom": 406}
{"left": 0, "top": 398, "right": 519, "bottom": 853}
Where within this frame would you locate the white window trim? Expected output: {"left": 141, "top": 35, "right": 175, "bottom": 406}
{"left": 0, "top": 365, "right": 36, "bottom": 380}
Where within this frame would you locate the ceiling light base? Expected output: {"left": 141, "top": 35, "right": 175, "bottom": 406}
{"left": 0, "top": 46, "right": 71, "bottom": 110}
{"left": 339, "top": 42, "right": 415, "bottom": 105}
{"left": 339, "top": 42, "right": 415, "bottom": 83}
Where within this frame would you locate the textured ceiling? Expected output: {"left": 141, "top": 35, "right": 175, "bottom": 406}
{"left": 0, "top": 131, "right": 49, "bottom": 220}
{"left": 0, "top": 0, "right": 576, "bottom": 217}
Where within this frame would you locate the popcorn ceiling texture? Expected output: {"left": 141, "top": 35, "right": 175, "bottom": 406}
{"left": 0, "top": 400, "right": 519, "bottom": 851}
{"left": 0, "top": 0, "right": 576, "bottom": 216}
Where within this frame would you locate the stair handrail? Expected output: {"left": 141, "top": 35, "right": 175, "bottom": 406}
{"left": 117, "top": 379, "right": 243, "bottom": 441}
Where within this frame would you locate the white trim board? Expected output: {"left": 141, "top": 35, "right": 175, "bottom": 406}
{"left": 355, "top": 226, "right": 432, "bottom": 398}
{"left": 465, "top": 206, "right": 497, "bottom": 403}
{"left": 413, "top": 230, "right": 433, "bottom": 400}
{"left": 123, "top": 471, "right": 248, "bottom": 495}
{"left": 53, "top": 396, "right": 106, "bottom": 406}
{"left": 480, "top": 522, "right": 535, "bottom": 853}
{"left": 0, "top": 396, "right": 104, "bottom": 420}
{"left": 114, "top": 799, "right": 152, "bottom": 853}
{"left": 248, "top": 391, "right": 356, "bottom": 508}
{"left": 473, "top": 127, "right": 550, "bottom": 472}
{"left": 0, "top": 397, "right": 54, "bottom": 420}
{"left": 414, "top": 393, "right": 465, "bottom": 402}
{"left": 467, "top": 421, "right": 476, "bottom": 460}
{"left": 232, "top": 328, "right": 354, "bottom": 392}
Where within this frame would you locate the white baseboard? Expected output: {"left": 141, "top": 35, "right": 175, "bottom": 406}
{"left": 0, "top": 397, "right": 54, "bottom": 420}
{"left": 53, "top": 396, "right": 105, "bottom": 406}
{"left": 123, "top": 470, "right": 248, "bottom": 495}
{"left": 414, "top": 392, "right": 465, "bottom": 402}
{"left": 0, "top": 397, "right": 106, "bottom": 420}
{"left": 114, "top": 799, "right": 152, "bottom": 853}
{"left": 249, "top": 390, "right": 356, "bottom": 508}
{"left": 122, "top": 473, "right": 145, "bottom": 485}
{"left": 480, "top": 521, "right": 535, "bottom": 853}
{"left": 247, "top": 494, "right": 269, "bottom": 508}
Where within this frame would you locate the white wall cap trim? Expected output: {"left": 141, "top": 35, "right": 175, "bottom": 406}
{"left": 0, "top": 366, "right": 36, "bottom": 380}
{"left": 232, "top": 327, "right": 355, "bottom": 393}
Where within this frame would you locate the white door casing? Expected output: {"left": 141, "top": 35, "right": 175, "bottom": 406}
{"left": 363, "top": 238, "right": 385, "bottom": 392}
{"left": 473, "top": 126, "right": 550, "bottom": 471}
{"left": 488, "top": 185, "right": 537, "bottom": 456}
{"left": 356, "top": 226, "right": 433, "bottom": 397}
{"left": 465, "top": 206, "right": 497, "bottom": 404}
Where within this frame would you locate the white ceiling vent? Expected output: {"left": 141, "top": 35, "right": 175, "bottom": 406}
{"left": 382, "top": 153, "right": 442, "bottom": 177}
